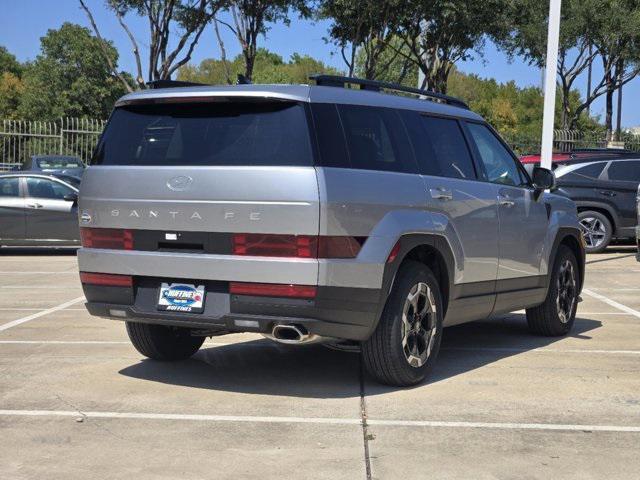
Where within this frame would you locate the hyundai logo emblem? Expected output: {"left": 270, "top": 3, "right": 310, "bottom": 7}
{"left": 80, "top": 211, "right": 92, "bottom": 224}
{"left": 167, "top": 176, "right": 193, "bottom": 191}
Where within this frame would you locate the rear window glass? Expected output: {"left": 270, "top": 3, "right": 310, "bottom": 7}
{"left": 337, "top": 105, "right": 417, "bottom": 173}
{"left": 607, "top": 160, "right": 640, "bottom": 182}
{"left": 37, "top": 158, "right": 83, "bottom": 169}
{"left": 93, "top": 101, "right": 313, "bottom": 167}
{"left": 0, "top": 177, "right": 19, "bottom": 197}
{"left": 420, "top": 117, "right": 476, "bottom": 179}
{"left": 558, "top": 162, "right": 606, "bottom": 182}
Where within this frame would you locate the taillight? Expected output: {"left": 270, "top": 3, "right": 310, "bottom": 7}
{"left": 230, "top": 282, "right": 317, "bottom": 299}
{"left": 80, "top": 272, "right": 133, "bottom": 287}
{"left": 80, "top": 228, "right": 133, "bottom": 250}
{"left": 232, "top": 234, "right": 365, "bottom": 259}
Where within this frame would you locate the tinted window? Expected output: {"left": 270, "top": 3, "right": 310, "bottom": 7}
{"left": 310, "top": 103, "right": 349, "bottom": 168}
{"left": 0, "top": 177, "right": 19, "bottom": 197}
{"left": 558, "top": 162, "right": 606, "bottom": 182}
{"left": 466, "top": 123, "right": 526, "bottom": 186}
{"left": 94, "top": 102, "right": 312, "bottom": 167}
{"left": 607, "top": 160, "right": 640, "bottom": 182}
{"left": 25, "top": 178, "right": 73, "bottom": 199}
{"left": 420, "top": 117, "right": 476, "bottom": 179}
{"left": 37, "top": 158, "right": 83, "bottom": 169}
{"left": 338, "top": 105, "right": 417, "bottom": 173}
{"left": 399, "top": 110, "right": 440, "bottom": 176}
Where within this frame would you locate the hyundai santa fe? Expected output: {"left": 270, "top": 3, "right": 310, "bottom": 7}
{"left": 77, "top": 75, "right": 585, "bottom": 386}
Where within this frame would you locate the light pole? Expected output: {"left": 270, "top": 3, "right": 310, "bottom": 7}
{"left": 540, "top": 0, "right": 562, "bottom": 170}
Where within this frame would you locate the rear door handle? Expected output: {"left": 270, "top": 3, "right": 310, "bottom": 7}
{"left": 599, "top": 190, "right": 616, "bottom": 197}
{"left": 498, "top": 194, "right": 515, "bottom": 208}
{"left": 430, "top": 187, "right": 453, "bottom": 201}
{"left": 26, "top": 203, "right": 43, "bottom": 209}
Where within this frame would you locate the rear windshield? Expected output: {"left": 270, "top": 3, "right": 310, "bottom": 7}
{"left": 93, "top": 101, "right": 313, "bottom": 167}
{"left": 37, "top": 158, "right": 83, "bottom": 169}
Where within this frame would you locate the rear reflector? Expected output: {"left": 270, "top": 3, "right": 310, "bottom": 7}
{"left": 80, "top": 228, "right": 133, "bottom": 250}
{"left": 229, "top": 282, "right": 317, "bottom": 299}
{"left": 232, "top": 234, "right": 365, "bottom": 258}
{"left": 386, "top": 241, "right": 401, "bottom": 263}
{"left": 80, "top": 272, "right": 133, "bottom": 287}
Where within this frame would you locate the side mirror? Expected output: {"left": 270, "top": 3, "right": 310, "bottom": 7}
{"left": 532, "top": 167, "right": 556, "bottom": 198}
{"left": 63, "top": 193, "right": 78, "bottom": 204}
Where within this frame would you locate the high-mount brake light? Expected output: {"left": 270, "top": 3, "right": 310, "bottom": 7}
{"left": 80, "top": 228, "right": 133, "bottom": 250}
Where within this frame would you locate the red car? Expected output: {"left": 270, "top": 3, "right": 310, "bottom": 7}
{"left": 520, "top": 149, "right": 636, "bottom": 169}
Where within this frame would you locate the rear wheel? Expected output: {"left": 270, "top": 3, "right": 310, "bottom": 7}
{"left": 362, "top": 261, "right": 443, "bottom": 386}
{"left": 578, "top": 210, "right": 612, "bottom": 253}
{"left": 126, "top": 322, "right": 205, "bottom": 361}
{"left": 526, "top": 245, "right": 579, "bottom": 336}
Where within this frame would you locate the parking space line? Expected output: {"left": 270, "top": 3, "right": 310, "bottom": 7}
{"left": 0, "top": 271, "right": 77, "bottom": 274}
{"left": 0, "top": 286, "right": 81, "bottom": 289}
{"left": 0, "top": 409, "right": 638, "bottom": 433}
{"left": 442, "top": 347, "right": 640, "bottom": 355}
{"left": 582, "top": 289, "right": 640, "bottom": 319}
{"left": 0, "top": 340, "right": 129, "bottom": 344}
{"left": 0, "top": 297, "right": 85, "bottom": 332}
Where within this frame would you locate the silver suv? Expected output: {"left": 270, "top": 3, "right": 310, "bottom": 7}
{"left": 78, "top": 76, "right": 585, "bottom": 386}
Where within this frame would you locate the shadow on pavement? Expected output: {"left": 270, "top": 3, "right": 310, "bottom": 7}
{"left": 119, "top": 313, "right": 602, "bottom": 398}
{"left": 0, "top": 247, "right": 78, "bottom": 256}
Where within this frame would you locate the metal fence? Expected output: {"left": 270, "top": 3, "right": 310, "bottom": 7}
{"left": 0, "top": 118, "right": 106, "bottom": 170}
{"left": 2, "top": 118, "right": 640, "bottom": 171}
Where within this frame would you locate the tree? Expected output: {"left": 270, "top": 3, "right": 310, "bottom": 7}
{"left": 319, "top": 0, "right": 401, "bottom": 78}
{"left": 80, "top": 0, "right": 224, "bottom": 90}
{"left": 390, "top": 0, "right": 512, "bottom": 93}
{"left": 178, "top": 48, "right": 341, "bottom": 84}
{"left": 0, "top": 46, "right": 23, "bottom": 77}
{"left": 215, "top": 1, "right": 310, "bottom": 82}
{"left": 0, "top": 46, "right": 24, "bottom": 118}
{"left": 353, "top": 36, "right": 415, "bottom": 85}
{"left": 17, "top": 23, "right": 129, "bottom": 119}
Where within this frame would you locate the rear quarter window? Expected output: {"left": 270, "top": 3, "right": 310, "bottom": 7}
{"left": 93, "top": 101, "right": 313, "bottom": 167}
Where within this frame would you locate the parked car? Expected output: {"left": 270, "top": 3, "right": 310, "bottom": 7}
{"left": 636, "top": 183, "right": 640, "bottom": 261}
{"left": 555, "top": 158, "right": 640, "bottom": 253}
{"left": 21, "top": 155, "right": 85, "bottom": 177}
{"left": 520, "top": 148, "right": 637, "bottom": 170}
{"left": 77, "top": 76, "right": 585, "bottom": 386}
{"left": 0, "top": 172, "right": 80, "bottom": 247}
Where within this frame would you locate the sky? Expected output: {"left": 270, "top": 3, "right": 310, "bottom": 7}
{"left": 1, "top": 0, "right": 638, "bottom": 127}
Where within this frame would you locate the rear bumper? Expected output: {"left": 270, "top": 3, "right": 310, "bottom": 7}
{"left": 82, "top": 280, "right": 383, "bottom": 341}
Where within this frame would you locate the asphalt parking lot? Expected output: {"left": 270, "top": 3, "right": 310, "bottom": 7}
{"left": 0, "top": 248, "right": 639, "bottom": 479}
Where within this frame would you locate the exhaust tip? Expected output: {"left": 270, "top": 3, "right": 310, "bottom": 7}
{"left": 267, "top": 324, "right": 321, "bottom": 345}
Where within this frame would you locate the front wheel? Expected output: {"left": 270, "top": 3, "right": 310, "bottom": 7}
{"left": 126, "top": 322, "right": 205, "bottom": 361}
{"left": 578, "top": 210, "right": 612, "bottom": 253}
{"left": 362, "top": 261, "right": 443, "bottom": 386}
{"left": 526, "top": 245, "right": 579, "bottom": 336}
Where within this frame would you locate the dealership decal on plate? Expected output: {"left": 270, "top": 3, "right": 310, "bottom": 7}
{"left": 158, "top": 283, "right": 205, "bottom": 313}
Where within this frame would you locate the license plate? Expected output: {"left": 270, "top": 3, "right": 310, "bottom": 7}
{"left": 157, "top": 283, "right": 205, "bottom": 313}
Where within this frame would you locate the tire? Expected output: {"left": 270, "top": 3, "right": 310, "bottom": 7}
{"left": 578, "top": 210, "right": 612, "bottom": 253}
{"left": 526, "top": 245, "right": 579, "bottom": 336}
{"left": 362, "top": 261, "right": 444, "bottom": 386}
{"left": 126, "top": 321, "right": 205, "bottom": 361}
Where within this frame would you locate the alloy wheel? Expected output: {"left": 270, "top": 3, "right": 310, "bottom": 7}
{"left": 579, "top": 217, "right": 606, "bottom": 249}
{"left": 556, "top": 259, "right": 576, "bottom": 323}
{"left": 401, "top": 282, "right": 438, "bottom": 368}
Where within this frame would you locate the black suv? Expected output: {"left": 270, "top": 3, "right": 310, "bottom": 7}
{"left": 555, "top": 157, "right": 640, "bottom": 253}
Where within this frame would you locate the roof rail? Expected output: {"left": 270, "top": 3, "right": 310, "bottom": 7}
{"left": 309, "top": 74, "right": 469, "bottom": 110}
{"left": 146, "top": 79, "right": 208, "bottom": 89}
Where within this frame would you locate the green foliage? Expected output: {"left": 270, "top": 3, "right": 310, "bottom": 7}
{"left": 178, "top": 48, "right": 343, "bottom": 85}
{"left": 16, "top": 23, "right": 130, "bottom": 120}
{"left": 0, "top": 46, "right": 23, "bottom": 77}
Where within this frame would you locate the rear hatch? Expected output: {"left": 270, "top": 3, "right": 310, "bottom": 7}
{"left": 79, "top": 97, "right": 320, "bottom": 258}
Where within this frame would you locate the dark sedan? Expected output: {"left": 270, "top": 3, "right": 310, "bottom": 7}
{"left": 21, "top": 155, "right": 85, "bottom": 177}
{"left": 0, "top": 172, "right": 80, "bottom": 247}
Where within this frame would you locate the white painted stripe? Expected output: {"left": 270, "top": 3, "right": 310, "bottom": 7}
{"left": 0, "top": 286, "right": 81, "bottom": 289}
{"left": 0, "top": 297, "right": 85, "bottom": 332}
{"left": 577, "top": 312, "right": 634, "bottom": 315}
{"left": 366, "top": 419, "right": 640, "bottom": 433}
{"left": 0, "top": 340, "right": 129, "bottom": 345}
{"left": 588, "top": 288, "right": 640, "bottom": 292}
{"left": 0, "top": 410, "right": 361, "bottom": 425}
{"left": 0, "top": 271, "right": 76, "bottom": 274}
{"left": 0, "top": 409, "right": 638, "bottom": 433}
{"left": 582, "top": 289, "right": 640, "bottom": 319}
{"left": 442, "top": 347, "right": 640, "bottom": 355}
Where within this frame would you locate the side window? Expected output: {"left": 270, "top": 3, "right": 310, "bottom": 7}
{"left": 606, "top": 160, "right": 640, "bottom": 182}
{"left": 399, "top": 110, "right": 440, "bottom": 176}
{"left": 25, "top": 178, "right": 72, "bottom": 200}
{"left": 338, "top": 105, "right": 417, "bottom": 173}
{"left": 466, "top": 123, "right": 525, "bottom": 186}
{"left": 420, "top": 116, "right": 476, "bottom": 179}
{"left": 559, "top": 162, "right": 606, "bottom": 182}
{"left": 310, "top": 103, "right": 350, "bottom": 168}
{"left": 0, "top": 177, "right": 20, "bottom": 197}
